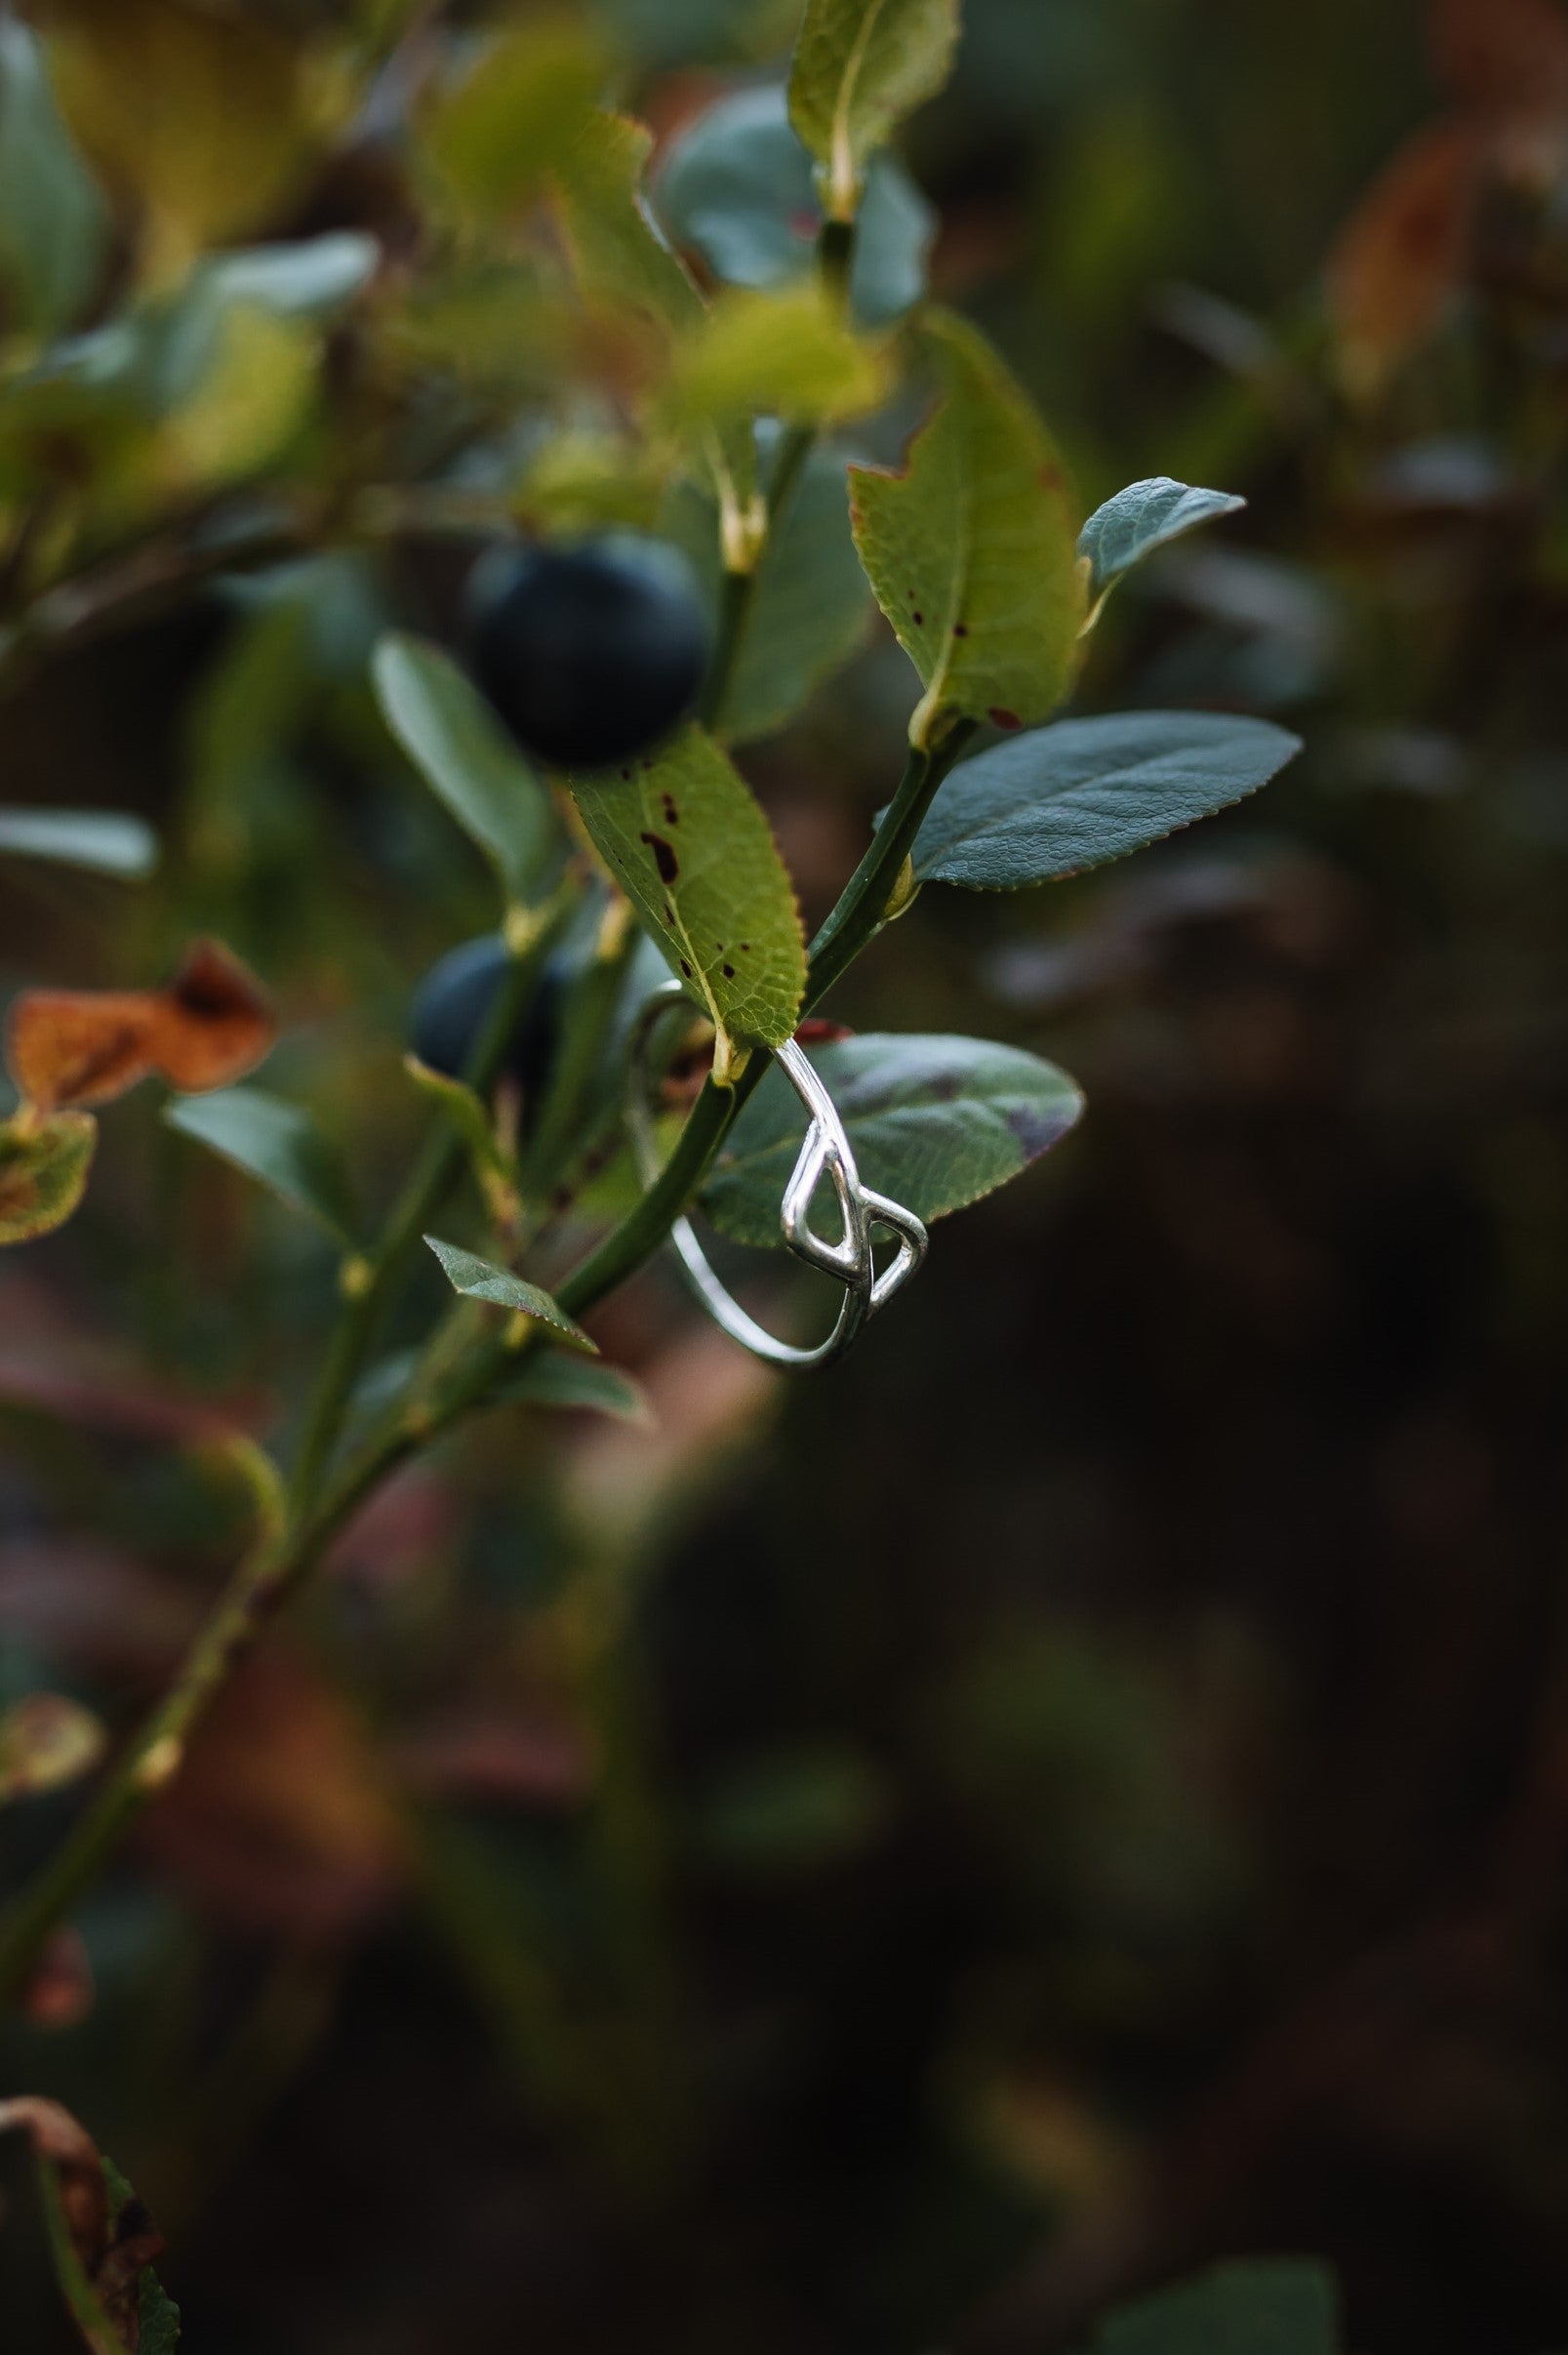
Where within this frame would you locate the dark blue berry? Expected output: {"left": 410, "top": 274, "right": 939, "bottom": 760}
{"left": 409, "top": 935, "right": 562, "bottom": 1099}
{"left": 466, "top": 535, "right": 711, "bottom": 771}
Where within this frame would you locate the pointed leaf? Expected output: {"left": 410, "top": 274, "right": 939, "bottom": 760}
{"left": 165, "top": 1087, "right": 359, "bottom": 1244}
{"left": 704, "top": 1033, "right": 1082, "bottom": 1248}
{"left": 1092, "top": 2259, "right": 1341, "bottom": 2355}
{"left": 0, "top": 806, "right": 157, "bottom": 878}
{"left": 789, "top": 0, "right": 960, "bottom": 221}
{"left": 497, "top": 1351, "right": 654, "bottom": 1425}
{"left": 570, "top": 725, "right": 806, "bottom": 1066}
{"left": 424, "top": 1236, "right": 597, "bottom": 1353}
{"left": 910, "top": 710, "right": 1303, "bottom": 889}
{"left": 850, "top": 309, "right": 1085, "bottom": 749}
{"left": 1078, "top": 477, "right": 1246, "bottom": 601}
{"left": 654, "top": 84, "right": 933, "bottom": 329}
{"left": 0, "top": 1111, "right": 96, "bottom": 1245}
{"left": 373, "top": 633, "right": 558, "bottom": 908}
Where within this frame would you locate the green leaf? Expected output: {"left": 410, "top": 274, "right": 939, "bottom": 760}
{"left": 1090, "top": 2259, "right": 1341, "bottom": 2355}
{"left": 704, "top": 1033, "right": 1082, "bottom": 1248}
{"left": 549, "top": 110, "right": 755, "bottom": 520}
{"left": 0, "top": 805, "right": 158, "bottom": 878}
{"left": 495, "top": 1351, "right": 654, "bottom": 1425}
{"left": 570, "top": 724, "right": 807, "bottom": 1069}
{"left": 165, "top": 1087, "right": 359, "bottom": 1244}
{"left": 404, "top": 1056, "right": 512, "bottom": 1189}
{"left": 424, "top": 1236, "right": 598, "bottom": 1353}
{"left": 552, "top": 108, "right": 705, "bottom": 341}
{"left": 0, "top": 19, "right": 107, "bottom": 340}
{"left": 373, "top": 632, "right": 558, "bottom": 909}
{"left": 0, "top": 1111, "right": 96, "bottom": 1246}
{"left": 668, "top": 283, "right": 891, "bottom": 432}
{"left": 654, "top": 83, "right": 934, "bottom": 329}
{"left": 138, "top": 2268, "right": 182, "bottom": 2355}
{"left": 667, "top": 437, "right": 875, "bottom": 744}
{"left": 849, "top": 309, "right": 1085, "bottom": 749}
{"left": 910, "top": 710, "right": 1303, "bottom": 889}
{"left": 202, "top": 232, "right": 380, "bottom": 318}
{"left": 1079, "top": 476, "right": 1246, "bottom": 603}
{"left": 789, "top": 0, "right": 960, "bottom": 221}
{"left": 424, "top": 23, "right": 609, "bottom": 226}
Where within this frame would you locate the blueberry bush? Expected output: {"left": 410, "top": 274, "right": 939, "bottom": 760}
{"left": 25, "top": 0, "right": 1558, "bottom": 2344}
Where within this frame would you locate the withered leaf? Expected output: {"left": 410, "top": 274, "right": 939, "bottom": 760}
{"left": 1325, "top": 120, "right": 1482, "bottom": 392}
{"left": 0, "top": 2095, "right": 174, "bottom": 2352}
{"left": 6, "top": 938, "right": 276, "bottom": 1112}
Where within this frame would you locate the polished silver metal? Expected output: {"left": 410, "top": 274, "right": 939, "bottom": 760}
{"left": 626, "top": 982, "right": 928, "bottom": 1371}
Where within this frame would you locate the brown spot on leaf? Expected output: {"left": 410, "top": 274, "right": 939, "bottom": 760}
{"left": 987, "top": 708, "right": 1023, "bottom": 731}
{"left": 953, "top": 622, "right": 970, "bottom": 637}
{"left": 639, "top": 832, "right": 679, "bottom": 886}
{"left": 662, "top": 792, "right": 679, "bottom": 825}
{"left": 722, "top": 963, "right": 736, "bottom": 979}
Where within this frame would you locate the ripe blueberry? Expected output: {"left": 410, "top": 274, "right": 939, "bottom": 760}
{"left": 409, "top": 935, "right": 563, "bottom": 1100}
{"left": 466, "top": 535, "right": 711, "bottom": 771}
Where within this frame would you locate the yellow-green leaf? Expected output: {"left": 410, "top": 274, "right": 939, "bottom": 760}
{"left": 422, "top": 22, "right": 609, "bottom": 227}
{"left": 0, "top": 1110, "right": 96, "bottom": 1246}
{"left": 788, "top": 0, "right": 959, "bottom": 221}
{"left": 849, "top": 308, "right": 1085, "bottom": 749}
{"left": 666, "top": 284, "right": 892, "bottom": 431}
{"left": 550, "top": 110, "right": 755, "bottom": 526}
{"left": 160, "top": 300, "right": 317, "bottom": 491}
{"left": 50, "top": 0, "right": 320, "bottom": 271}
{"left": 570, "top": 726, "right": 805, "bottom": 1069}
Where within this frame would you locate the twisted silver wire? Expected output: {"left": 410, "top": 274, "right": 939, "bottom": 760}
{"left": 625, "top": 983, "right": 928, "bottom": 1371}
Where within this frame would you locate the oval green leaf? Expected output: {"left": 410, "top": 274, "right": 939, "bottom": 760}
{"left": 789, "top": 0, "right": 960, "bottom": 221}
{"left": 703, "top": 1033, "right": 1083, "bottom": 1248}
{"left": 850, "top": 309, "right": 1085, "bottom": 749}
{"left": 910, "top": 709, "right": 1303, "bottom": 889}
{"left": 0, "top": 18, "right": 107, "bottom": 339}
{"left": 571, "top": 725, "right": 806, "bottom": 1067}
{"left": 165, "top": 1087, "right": 360, "bottom": 1244}
{"left": 0, "top": 806, "right": 158, "bottom": 878}
{"left": 496, "top": 1351, "right": 653, "bottom": 1425}
{"left": 654, "top": 83, "right": 934, "bottom": 329}
{"left": 373, "top": 632, "right": 559, "bottom": 909}
{"left": 1078, "top": 476, "right": 1247, "bottom": 602}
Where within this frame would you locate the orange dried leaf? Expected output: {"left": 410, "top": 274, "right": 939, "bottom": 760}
{"left": 1325, "top": 119, "right": 1482, "bottom": 392}
{"left": 148, "top": 937, "right": 277, "bottom": 1090}
{"left": 5, "top": 938, "right": 276, "bottom": 1111}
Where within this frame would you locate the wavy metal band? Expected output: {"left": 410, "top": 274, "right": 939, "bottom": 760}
{"left": 625, "top": 982, "right": 928, "bottom": 1371}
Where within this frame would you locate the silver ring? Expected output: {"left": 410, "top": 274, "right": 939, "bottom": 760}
{"left": 626, "top": 983, "right": 928, "bottom": 1371}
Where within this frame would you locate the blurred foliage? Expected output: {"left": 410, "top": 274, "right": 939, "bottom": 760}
{"left": 2, "top": 0, "right": 1568, "bottom": 2352}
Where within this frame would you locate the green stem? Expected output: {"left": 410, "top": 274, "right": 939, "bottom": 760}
{"left": 806, "top": 718, "right": 977, "bottom": 1007}
{"left": 286, "top": 906, "right": 570, "bottom": 1513}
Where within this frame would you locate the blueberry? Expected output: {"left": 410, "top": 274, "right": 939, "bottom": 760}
{"left": 466, "top": 535, "right": 711, "bottom": 771}
{"left": 409, "top": 935, "right": 563, "bottom": 1099}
